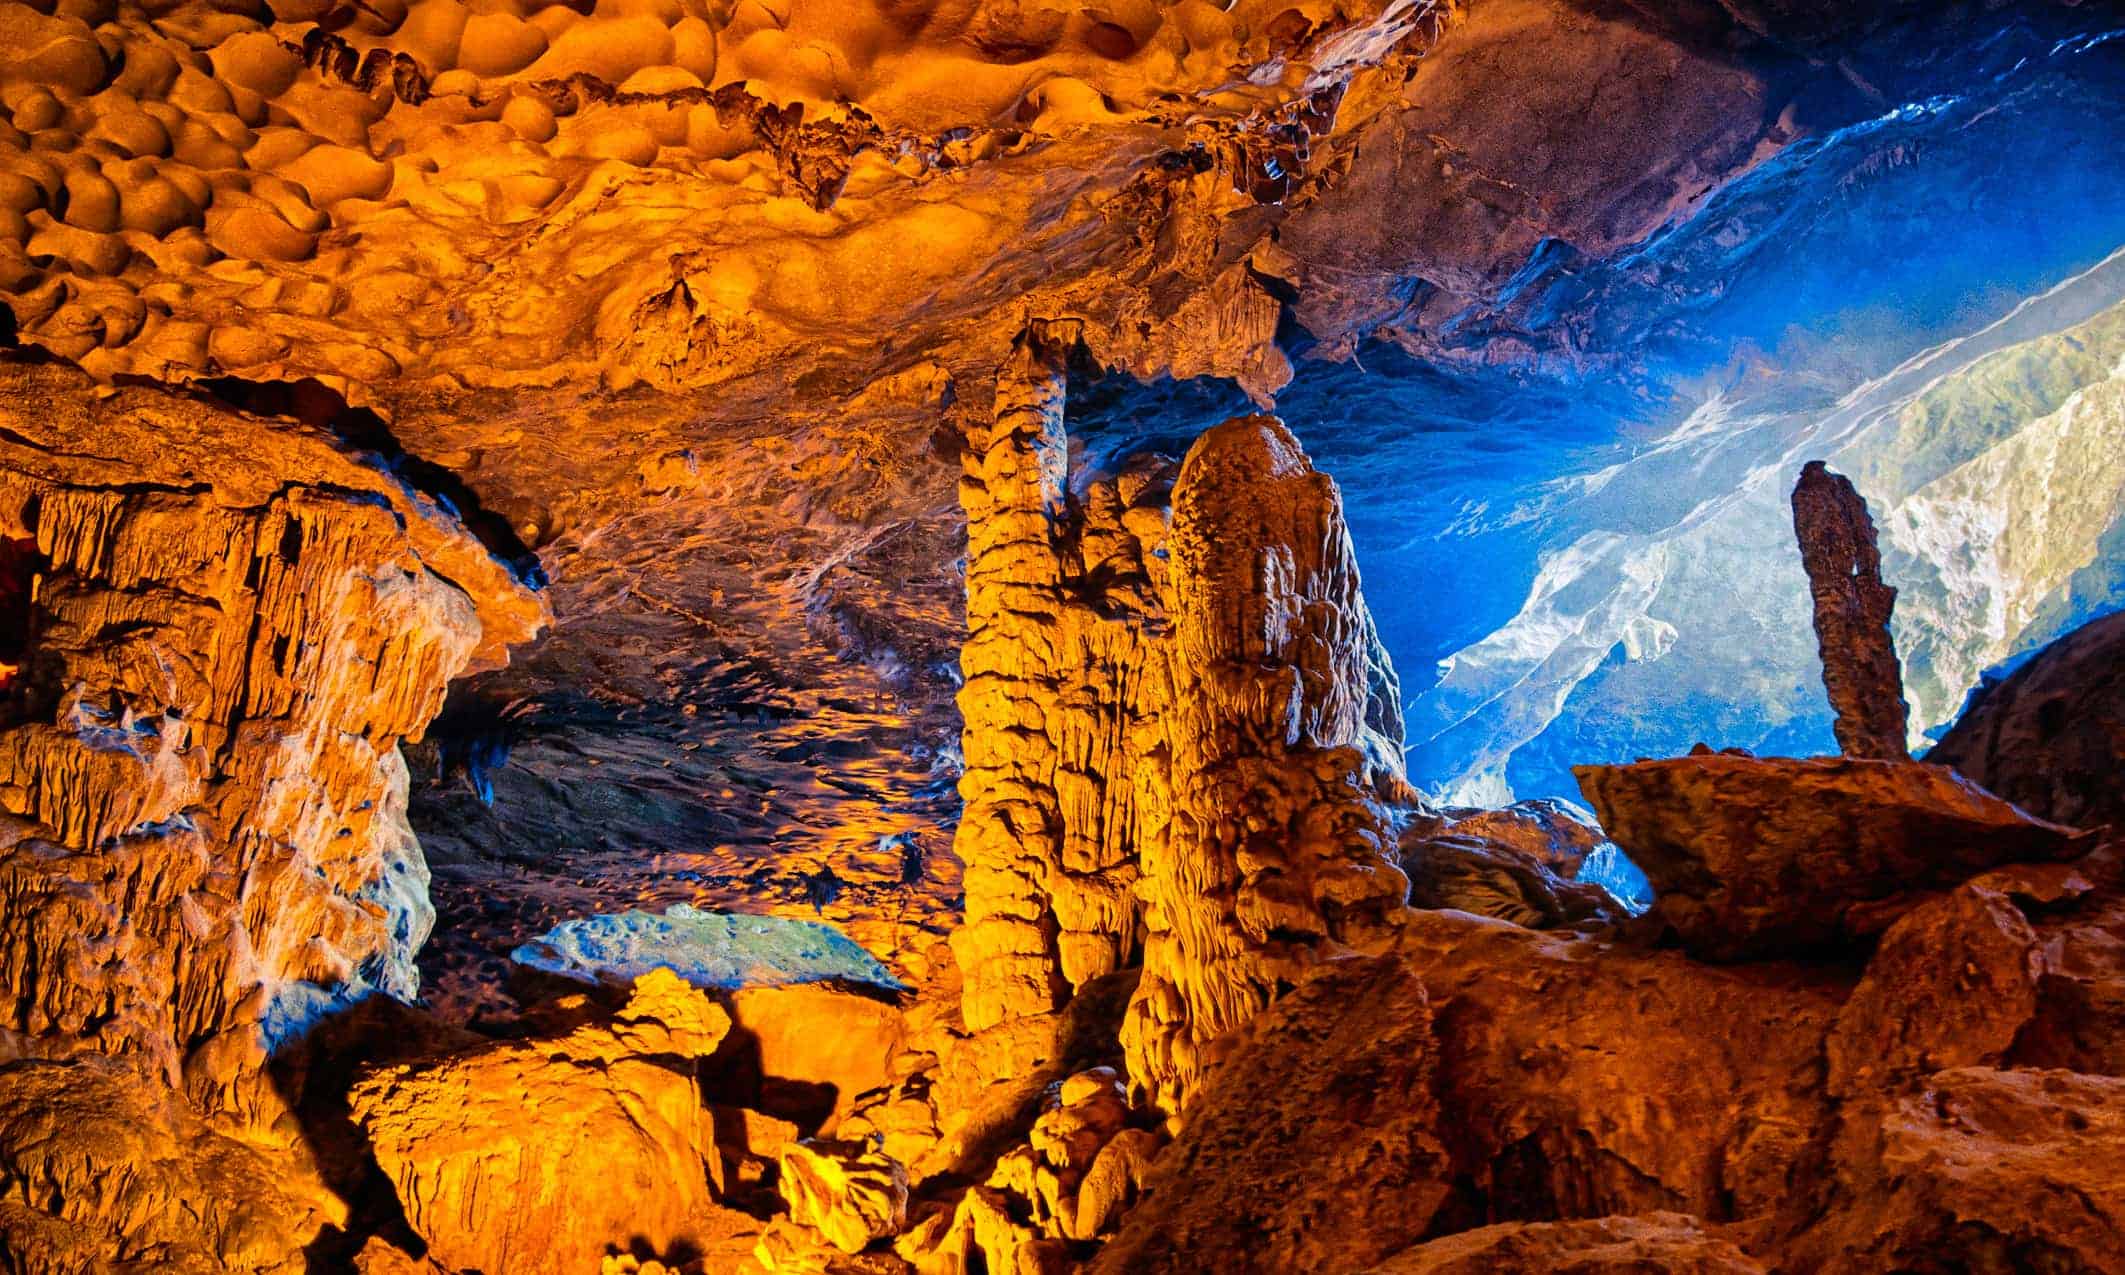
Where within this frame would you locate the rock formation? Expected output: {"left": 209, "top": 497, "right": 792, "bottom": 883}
{"left": 952, "top": 360, "right": 1410, "bottom": 1115}
{"left": 0, "top": 361, "right": 545, "bottom": 1134}
{"left": 1576, "top": 752, "right": 2084, "bottom": 959}
{"left": 776, "top": 1139, "right": 911, "bottom": 1258}
{"left": 4, "top": 0, "right": 2124, "bottom": 1269}
{"left": 1931, "top": 608, "right": 2125, "bottom": 834}
{"left": 1792, "top": 461, "right": 1911, "bottom": 761}
{"left": 350, "top": 970, "right": 732, "bottom": 1275}
{"left": 0, "top": 1053, "right": 343, "bottom": 1271}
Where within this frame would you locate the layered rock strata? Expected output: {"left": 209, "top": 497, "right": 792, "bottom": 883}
{"left": 1792, "top": 460, "right": 1910, "bottom": 761}
{"left": 951, "top": 357, "right": 1409, "bottom": 1115}
{"left": 0, "top": 360, "right": 545, "bottom": 1129}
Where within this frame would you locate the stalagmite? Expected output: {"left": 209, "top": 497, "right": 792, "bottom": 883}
{"left": 1122, "top": 417, "right": 1410, "bottom": 1116}
{"left": 1791, "top": 460, "right": 1909, "bottom": 761}
{"left": 951, "top": 352, "right": 1410, "bottom": 1115}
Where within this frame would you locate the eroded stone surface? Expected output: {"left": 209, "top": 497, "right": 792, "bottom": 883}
{"left": 1361, "top": 1214, "right": 1766, "bottom": 1275}
{"left": 1577, "top": 753, "right": 2085, "bottom": 959}
{"left": 0, "top": 359, "right": 544, "bottom": 1130}
{"left": 350, "top": 970, "right": 731, "bottom": 1275}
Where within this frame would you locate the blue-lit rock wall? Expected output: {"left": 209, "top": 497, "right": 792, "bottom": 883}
{"left": 1072, "top": 15, "right": 2125, "bottom": 804}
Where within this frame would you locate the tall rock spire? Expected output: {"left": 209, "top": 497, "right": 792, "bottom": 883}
{"left": 1791, "top": 460, "right": 1909, "bottom": 761}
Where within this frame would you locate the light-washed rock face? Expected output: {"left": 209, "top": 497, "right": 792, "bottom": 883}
{"left": 350, "top": 970, "right": 730, "bottom": 1275}
{"left": 0, "top": 1054, "right": 342, "bottom": 1273}
{"left": 0, "top": 361, "right": 545, "bottom": 1129}
{"left": 512, "top": 903, "right": 906, "bottom": 993}
{"left": 950, "top": 351, "right": 1409, "bottom": 1115}
{"left": 776, "top": 1139, "right": 911, "bottom": 1256}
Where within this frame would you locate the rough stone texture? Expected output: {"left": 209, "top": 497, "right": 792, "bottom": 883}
{"left": 951, "top": 361, "right": 1409, "bottom": 1115}
{"left": 1125, "top": 414, "right": 1411, "bottom": 1116}
{"left": 348, "top": 970, "right": 731, "bottom": 1275}
{"left": 1792, "top": 461, "right": 1910, "bottom": 761}
{"left": 1783, "top": 1067, "right": 2125, "bottom": 1273}
{"left": 0, "top": 360, "right": 545, "bottom": 1130}
{"left": 1361, "top": 1214, "right": 1766, "bottom": 1274}
{"left": 1402, "top": 910, "right": 1844, "bottom": 1228}
{"left": 0, "top": 1054, "right": 340, "bottom": 1273}
{"left": 1824, "top": 882, "right": 2042, "bottom": 1097}
{"left": 1093, "top": 955, "right": 1450, "bottom": 1275}
{"left": 1577, "top": 753, "right": 2085, "bottom": 959}
{"left": 1399, "top": 830, "right": 1624, "bottom": 930}
{"left": 777, "top": 1139, "right": 910, "bottom": 1256}
{"left": 1424, "top": 799, "right": 1608, "bottom": 877}
{"left": 1931, "top": 609, "right": 2125, "bottom": 834}
{"left": 949, "top": 336, "right": 1130, "bottom": 1034}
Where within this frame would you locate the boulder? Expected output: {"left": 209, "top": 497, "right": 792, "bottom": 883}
{"left": 349, "top": 970, "right": 731, "bottom": 1275}
{"left": 1428, "top": 798, "right": 1608, "bottom": 876}
{"left": 1825, "top": 882, "right": 2042, "bottom": 1097}
{"left": 1930, "top": 609, "right": 2125, "bottom": 834}
{"left": 1400, "top": 830, "right": 1624, "bottom": 929}
{"left": 1576, "top": 754, "right": 2084, "bottom": 959}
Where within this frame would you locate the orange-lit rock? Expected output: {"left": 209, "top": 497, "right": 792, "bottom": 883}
{"left": 0, "top": 360, "right": 544, "bottom": 1131}
{"left": 350, "top": 970, "right": 730, "bottom": 1275}
{"left": 1360, "top": 1214, "right": 1766, "bottom": 1274}
{"left": 0, "top": 1053, "right": 341, "bottom": 1271}
{"left": 950, "top": 369, "right": 1410, "bottom": 1115}
{"left": 775, "top": 1138, "right": 911, "bottom": 1256}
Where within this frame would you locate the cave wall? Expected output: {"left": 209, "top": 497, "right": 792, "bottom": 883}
{"left": 0, "top": 361, "right": 544, "bottom": 1129}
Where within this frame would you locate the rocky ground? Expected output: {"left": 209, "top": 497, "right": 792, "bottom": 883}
{"left": 4, "top": 0, "right": 2125, "bottom": 1270}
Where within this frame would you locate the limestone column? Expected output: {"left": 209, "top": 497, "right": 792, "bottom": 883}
{"left": 1121, "top": 416, "right": 1409, "bottom": 1118}
{"left": 950, "top": 337, "right": 1074, "bottom": 1033}
{"left": 1791, "top": 460, "right": 1909, "bottom": 761}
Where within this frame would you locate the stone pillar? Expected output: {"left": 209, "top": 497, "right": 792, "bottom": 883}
{"left": 1120, "top": 416, "right": 1409, "bottom": 1118}
{"left": 0, "top": 363, "right": 545, "bottom": 1129}
{"left": 1791, "top": 460, "right": 1908, "bottom": 761}
{"left": 951, "top": 337, "right": 1074, "bottom": 1033}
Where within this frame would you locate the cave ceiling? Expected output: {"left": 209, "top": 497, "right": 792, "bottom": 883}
{"left": 2, "top": 0, "right": 2115, "bottom": 1015}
